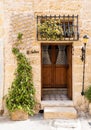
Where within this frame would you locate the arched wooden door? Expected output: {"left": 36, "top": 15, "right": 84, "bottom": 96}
{"left": 41, "top": 44, "right": 72, "bottom": 99}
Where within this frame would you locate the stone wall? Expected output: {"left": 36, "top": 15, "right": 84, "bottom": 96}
{"left": 73, "top": 0, "right": 91, "bottom": 112}
{"left": 0, "top": 0, "right": 91, "bottom": 113}
{"left": 0, "top": 0, "right": 4, "bottom": 115}
{"left": 3, "top": 0, "right": 41, "bottom": 113}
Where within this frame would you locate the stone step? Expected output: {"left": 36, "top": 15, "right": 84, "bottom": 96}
{"left": 44, "top": 107, "right": 77, "bottom": 119}
{"left": 41, "top": 100, "right": 74, "bottom": 109}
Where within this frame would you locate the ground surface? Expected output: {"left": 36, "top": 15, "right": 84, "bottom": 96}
{"left": 0, "top": 113, "right": 91, "bottom": 130}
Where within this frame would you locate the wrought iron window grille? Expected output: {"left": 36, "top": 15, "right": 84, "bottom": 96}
{"left": 37, "top": 15, "right": 79, "bottom": 41}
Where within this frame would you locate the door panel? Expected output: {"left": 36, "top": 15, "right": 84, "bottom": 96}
{"left": 42, "top": 45, "right": 52, "bottom": 88}
{"left": 43, "top": 65, "right": 52, "bottom": 87}
{"left": 67, "top": 45, "right": 72, "bottom": 99}
{"left": 55, "top": 65, "right": 67, "bottom": 87}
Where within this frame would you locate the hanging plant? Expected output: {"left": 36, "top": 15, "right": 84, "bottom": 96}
{"left": 15, "top": 32, "right": 23, "bottom": 46}
{"left": 38, "top": 19, "right": 63, "bottom": 40}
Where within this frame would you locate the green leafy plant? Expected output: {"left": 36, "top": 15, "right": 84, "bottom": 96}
{"left": 15, "top": 33, "right": 23, "bottom": 46}
{"left": 85, "top": 85, "right": 91, "bottom": 102}
{"left": 6, "top": 47, "right": 36, "bottom": 115}
{"left": 38, "top": 19, "right": 63, "bottom": 40}
{"left": 17, "top": 33, "right": 23, "bottom": 40}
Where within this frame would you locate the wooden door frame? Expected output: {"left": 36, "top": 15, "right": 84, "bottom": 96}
{"left": 41, "top": 42, "right": 73, "bottom": 100}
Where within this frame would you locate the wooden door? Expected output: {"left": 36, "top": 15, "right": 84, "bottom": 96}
{"left": 42, "top": 44, "right": 68, "bottom": 88}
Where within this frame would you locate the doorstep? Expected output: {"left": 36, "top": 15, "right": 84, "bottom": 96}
{"left": 44, "top": 106, "right": 77, "bottom": 119}
{"left": 41, "top": 100, "right": 74, "bottom": 109}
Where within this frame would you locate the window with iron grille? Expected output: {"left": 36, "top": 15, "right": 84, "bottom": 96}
{"left": 37, "top": 15, "right": 79, "bottom": 41}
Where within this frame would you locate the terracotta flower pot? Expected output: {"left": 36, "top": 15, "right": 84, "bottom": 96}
{"left": 10, "top": 109, "right": 28, "bottom": 121}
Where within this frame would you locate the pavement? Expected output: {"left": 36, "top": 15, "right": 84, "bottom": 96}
{"left": 0, "top": 113, "right": 91, "bottom": 130}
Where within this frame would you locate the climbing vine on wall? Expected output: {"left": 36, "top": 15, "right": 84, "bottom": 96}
{"left": 6, "top": 33, "right": 36, "bottom": 115}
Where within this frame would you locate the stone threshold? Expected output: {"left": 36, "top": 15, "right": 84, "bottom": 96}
{"left": 41, "top": 100, "right": 74, "bottom": 109}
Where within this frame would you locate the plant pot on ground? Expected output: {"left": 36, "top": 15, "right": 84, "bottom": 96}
{"left": 6, "top": 47, "right": 36, "bottom": 121}
{"left": 10, "top": 109, "right": 28, "bottom": 121}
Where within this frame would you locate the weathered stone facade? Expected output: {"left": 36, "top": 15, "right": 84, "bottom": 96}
{"left": 0, "top": 0, "right": 91, "bottom": 115}
{"left": 0, "top": 0, "right": 4, "bottom": 114}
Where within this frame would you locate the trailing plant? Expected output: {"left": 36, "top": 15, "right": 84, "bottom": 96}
{"left": 6, "top": 47, "right": 36, "bottom": 115}
{"left": 17, "top": 32, "right": 23, "bottom": 40}
{"left": 85, "top": 85, "right": 91, "bottom": 102}
{"left": 15, "top": 32, "right": 23, "bottom": 46}
{"left": 38, "top": 19, "right": 63, "bottom": 40}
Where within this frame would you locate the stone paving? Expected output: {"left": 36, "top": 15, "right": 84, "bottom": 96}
{"left": 0, "top": 113, "right": 91, "bottom": 130}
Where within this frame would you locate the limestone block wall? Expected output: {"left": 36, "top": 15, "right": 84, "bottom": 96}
{"left": 73, "top": 0, "right": 91, "bottom": 111}
{"left": 0, "top": 0, "right": 91, "bottom": 113}
{"left": 3, "top": 0, "right": 41, "bottom": 109}
{"left": 0, "top": 0, "right": 4, "bottom": 114}
{"left": 34, "top": 0, "right": 81, "bottom": 15}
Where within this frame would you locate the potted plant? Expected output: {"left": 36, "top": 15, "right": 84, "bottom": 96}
{"left": 38, "top": 19, "right": 63, "bottom": 40}
{"left": 6, "top": 46, "right": 36, "bottom": 120}
{"left": 85, "top": 85, "right": 91, "bottom": 115}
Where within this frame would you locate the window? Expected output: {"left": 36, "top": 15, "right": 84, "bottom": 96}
{"left": 37, "top": 15, "right": 79, "bottom": 41}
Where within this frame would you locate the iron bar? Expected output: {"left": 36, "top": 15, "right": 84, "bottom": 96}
{"left": 37, "top": 16, "right": 38, "bottom": 40}
{"left": 68, "top": 15, "right": 70, "bottom": 40}
{"left": 63, "top": 15, "right": 66, "bottom": 40}
{"left": 77, "top": 15, "right": 79, "bottom": 40}
{"left": 72, "top": 15, "right": 75, "bottom": 40}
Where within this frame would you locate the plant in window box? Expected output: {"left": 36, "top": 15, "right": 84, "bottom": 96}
{"left": 85, "top": 85, "right": 91, "bottom": 115}
{"left": 38, "top": 19, "right": 63, "bottom": 40}
{"left": 6, "top": 34, "right": 36, "bottom": 121}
